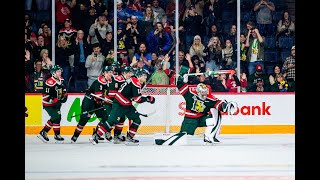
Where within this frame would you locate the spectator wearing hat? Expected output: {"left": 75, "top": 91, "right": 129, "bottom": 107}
{"left": 245, "top": 27, "right": 265, "bottom": 75}
{"left": 55, "top": 0, "right": 76, "bottom": 34}
{"left": 282, "top": 45, "right": 295, "bottom": 92}
{"left": 249, "top": 78, "right": 267, "bottom": 92}
{"left": 59, "top": 19, "right": 78, "bottom": 45}
{"left": 89, "top": 15, "right": 112, "bottom": 44}
{"left": 247, "top": 64, "right": 269, "bottom": 92}
{"left": 109, "top": 0, "right": 131, "bottom": 26}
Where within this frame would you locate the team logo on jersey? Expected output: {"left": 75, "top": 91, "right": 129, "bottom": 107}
{"left": 115, "top": 83, "right": 118, "bottom": 89}
{"left": 191, "top": 99, "right": 206, "bottom": 113}
{"left": 117, "top": 117, "right": 121, "bottom": 120}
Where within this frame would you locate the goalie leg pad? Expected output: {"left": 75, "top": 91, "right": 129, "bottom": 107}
{"left": 204, "top": 108, "right": 222, "bottom": 143}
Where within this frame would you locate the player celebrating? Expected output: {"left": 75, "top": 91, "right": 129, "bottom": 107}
{"left": 70, "top": 66, "right": 114, "bottom": 143}
{"left": 90, "top": 69, "right": 156, "bottom": 145}
{"left": 156, "top": 74, "right": 238, "bottom": 145}
{"left": 38, "top": 65, "right": 68, "bottom": 143}
{"left": 106, "top": 66, "right": 134, "bottom": 144}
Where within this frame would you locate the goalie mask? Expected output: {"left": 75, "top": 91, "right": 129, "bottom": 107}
{"left": 196, "top": 83, "right": 209, "bottom": 100}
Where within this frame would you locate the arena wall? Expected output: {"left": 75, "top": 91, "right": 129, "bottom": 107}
{"left": 25, "top": 92, "right": 295, "bottom": 135}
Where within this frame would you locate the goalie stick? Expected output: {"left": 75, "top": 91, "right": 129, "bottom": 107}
{"left": 185, "top": 70, "right": 235, "bottom": 76}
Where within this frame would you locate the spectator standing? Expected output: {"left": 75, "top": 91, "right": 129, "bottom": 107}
{"left": 282, "top": 45, "right": 295, "bottom": 92}
{"left": 182, "top": 5, "right": 203, "bottom": 51}
{"left": 85, "top": 43, "right": 105, "bottom": 87}
{"left": 55, "top": 0, "right": 76, "bottom": 33}
{"left": 245, "top": 28, "right": 265, "bottom": 75}
{"left": 89, "top": 15, "right": 112, "bottom": 45}
{"left": 204, "top": 36, "right": 222, "bottom": 71}
{"left": 189, "top": 35, "right": 206, "bottom": 62}
{"left": 147, "top": 22, "right": 172, "bottom": 55}
{"left": 240, "top": 33, "right": 249, "bottom": 74}
{"left": 276, "top": 10, "right": 295, "bottom": 38}
{"left": 142, "top": 7, "right": 157, "bottom": 36}
{"left": 253, "top": 0, "right": 275, "bottom": 36}
{"left": 55, "top": 36, "right": 74, "bottom": 88}
{"left": 222, "top": 39, "right": 235, "bottom": 70}
{"left": 152, "top": 0, "right": 166, "bottom": 22}
{"left": 71, "top": 30, "right": 91, "bottom": 92}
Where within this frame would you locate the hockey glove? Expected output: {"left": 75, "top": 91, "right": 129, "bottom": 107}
{"left": 60, "top": 93, "right": 68, "bottom": 103}
{"left": 52, "top": 98, "right": 62, "bottom": 108}
{"left": 223, "top": 100, "right": 238, "bottom": 115}
{"left": 146, "top": 96, "right": 155, "bottom": 104}
{"left": 183, "top": 74, "right": 188, "bottom": 83}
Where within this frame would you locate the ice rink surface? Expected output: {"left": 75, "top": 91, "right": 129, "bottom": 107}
{"left": 25, "top": 134, "right": 295, "bottom": 180}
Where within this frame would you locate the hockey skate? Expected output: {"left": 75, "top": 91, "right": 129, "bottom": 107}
{"left": 213, "top": 136, "right": 221, "bottom": 144}
{"left": 37, "top": 130, "right": 49, "bottom": 143}
{"left": 89, "top": 132, "right": 101, "bottom": 145}
{"left": 105, "top": 132, "right": 113, "bottom": 142}
{"left": 113, "top": 134, "right": 126, "bottom": 144}
{"left": 93, "top": 128, "right": 104, "bottom": 141}
{"left": 54, "top": 134, "right": 64, "bottom": 144}
{"left": 125, "top": 133, "right": 139, "bottom": 146}
{"left": 203, "top": 135, "right": 214, "bottom": 145}
{"left": 71, "top": 135, "right": 78, "bottom": 143}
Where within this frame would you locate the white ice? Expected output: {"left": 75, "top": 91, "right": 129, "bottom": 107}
{"left": 25, "top": 134, "right": 295, "bottom": 180}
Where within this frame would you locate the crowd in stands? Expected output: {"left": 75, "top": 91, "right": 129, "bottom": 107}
{"left": 25, "top": 0, "right": 295, "bottom": 93}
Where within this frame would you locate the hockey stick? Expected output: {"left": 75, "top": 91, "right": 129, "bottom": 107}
{"left": 70, "top": 106, "right": 106, "bottom": 118}
{"left": 137, "top": 109, "right": 157, "bottom": 117}
{"left": 92, "top": 93, "right": 156, "bottom": 117}
{"left": 90, "top": 93, "right": 114, "bottom": 104}
{"left": 186, "top": 70, "right": 235, "bottom": 76}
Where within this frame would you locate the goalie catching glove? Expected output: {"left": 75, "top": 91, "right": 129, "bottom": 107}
{"left": 222, "top": 100, "right": 238, "bottom": 115}
{"left": 146, "top": 96, "right": 155, "bottom": 104}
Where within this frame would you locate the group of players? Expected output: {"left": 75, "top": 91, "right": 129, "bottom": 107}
{"left": 37, "top": 60, "right": 237, "bottom": 146}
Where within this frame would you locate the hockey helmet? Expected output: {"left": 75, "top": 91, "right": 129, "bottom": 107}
{"left": 196, "top": 83, "right": 209, "bottom": 100}
{"left": 50, "top": 65, "right": 63, "bottom": 74}
{"left": 122, "top": 66, "right": 134, "bottom": 73}
{"left": 102, "top": 65, "right": 113, "bottom": 73}
{"left": 134, "top": 68, "right": 149, "bottom": 77}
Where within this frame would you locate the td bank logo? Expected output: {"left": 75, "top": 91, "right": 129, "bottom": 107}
{"left": 221, "top": 102, "right": 271, "bottom": 116}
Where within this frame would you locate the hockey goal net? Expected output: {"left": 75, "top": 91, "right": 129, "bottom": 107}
{"left": 132, "top": 84, "right": 209, "bottom": 135}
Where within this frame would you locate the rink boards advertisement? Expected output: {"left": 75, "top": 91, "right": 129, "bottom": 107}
{"left": 25, "top": 93, "right": 295, "bottom": 134}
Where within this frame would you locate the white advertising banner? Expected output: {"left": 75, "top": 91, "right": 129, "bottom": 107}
{"left": 42, "top": 93, "right": 295, "bottom": 126}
